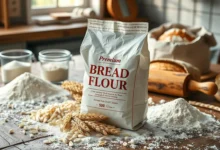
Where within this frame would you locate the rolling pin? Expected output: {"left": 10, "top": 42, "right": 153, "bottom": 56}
{"left": 148, "top": 70, "right": 218, "bottom": 97}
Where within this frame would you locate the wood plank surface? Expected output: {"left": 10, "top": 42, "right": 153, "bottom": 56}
{"left": 0, "top": 121, "right": 52, "bottom": 149}
{"left": 0, "top": 55, "right": 220, "bottom": 149}
{"left": 12, "top": 138, "right": 61, "bottom": 150}
{"left": 2, "top": 0, "right": 9, "bottom": 29}
{"left": 0, "top": 23, "right": 87, "bottom": 44}
{"left": 0, "top": 135, "right": 10, "bottom": 148}
{"left": 2, "top": 137, "right": 55, "bottom": 150}
{"left": 3, "top": 146, "right": 20, "bottom": 150}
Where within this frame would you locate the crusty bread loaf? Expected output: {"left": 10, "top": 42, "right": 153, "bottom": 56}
{"left": 158, "top": 28, "right": 196, "bottom": 43}
{"left": 150, "top": 59, "right": 201, "bottom": 81}
{"left": 150, "top": 61, "right": 186, "bottom": 73}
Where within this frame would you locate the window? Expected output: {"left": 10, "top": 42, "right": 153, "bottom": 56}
{"left": 27, "top": 0, "right": 104, "bottom": 25}
{"left": 31, "top": 0, "right": 88, "bottom": 16}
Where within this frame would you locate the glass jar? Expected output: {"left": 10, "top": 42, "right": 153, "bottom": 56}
{"left": 0, "top": 49, "right": 32, "bottom": 83}
{"left": 38, "top": 49, "right": 72, "bottom": 83}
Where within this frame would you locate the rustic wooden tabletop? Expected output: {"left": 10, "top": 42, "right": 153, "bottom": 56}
{"left": 0, "top": 55, "right": 220, "bottom": 150}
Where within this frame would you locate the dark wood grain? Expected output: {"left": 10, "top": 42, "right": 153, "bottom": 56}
{"left": 2, "top": 146, "right": 20, "bottom": 150}
{"left": 0, "top": 121, "right": 52, "bottom": 149}
{"left": 0, "top": 134, "right": 10, "bottom": 148}
{"left": 15, "top": 138, "right": 60, "bottom": 150}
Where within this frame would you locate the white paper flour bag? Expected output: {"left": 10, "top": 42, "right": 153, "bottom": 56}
{"left": 80, "top": 19, "right": 149, "bottom": 130}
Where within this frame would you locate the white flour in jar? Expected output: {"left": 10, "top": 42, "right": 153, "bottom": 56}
{"left": 1, "top": 60, "right": 31, "bottom": 83}
{"left": 41, "top": 62, "right": 68, "bottom": 82}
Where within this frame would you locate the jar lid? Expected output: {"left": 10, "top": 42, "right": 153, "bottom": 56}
{"left": 39, "top": 49, "right": 72, "bottom": 62}
{"left": 0, "top": 49, "right": 32, "bottom": 59}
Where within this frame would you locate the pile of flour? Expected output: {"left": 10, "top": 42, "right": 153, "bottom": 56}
{"left": 0, "top": 72, "right": 69, "bottom": 102}
{"left": 147, "top": 98, "right": 216, "bottom": 130}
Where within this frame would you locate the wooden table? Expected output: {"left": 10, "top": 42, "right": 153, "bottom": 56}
{"left": 0, "top": 23, "right": 87, "bottom": 44}
{"left": 0, "top": 55, "right": 220, "bottom": 149}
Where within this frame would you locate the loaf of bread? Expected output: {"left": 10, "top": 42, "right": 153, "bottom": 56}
{"left": 150, "top": 61, "right": 185, "bottom": 73}
{"left": 150, "top": 59, "right": 201, "bottom": 81}
{"left": 158, "top": 28, "right": 196, "bottom": 43}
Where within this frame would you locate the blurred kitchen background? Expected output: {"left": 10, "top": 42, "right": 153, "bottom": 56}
{"left": 0, "top": 0, "right": 220, "bottom": 63}
{"left": 138, "top": 0, "right": 220, "bottom": 63}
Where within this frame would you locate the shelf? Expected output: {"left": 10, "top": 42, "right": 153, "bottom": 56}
{"left": 0, "top": 23, "right": 87, "bottom": 44}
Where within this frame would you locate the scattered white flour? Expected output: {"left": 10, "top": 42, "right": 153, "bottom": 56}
{"left": 0, "top": 72, "right": 69, "bottom": 102}
{"left": 148, "top": 97, "right": 155, "bottom": 105}
{"left": 41, "top": 62, "right": 68, "bottom": 82}
{"left": 1, "top": 60, "right": 31, "bottom": 83}
{"left": 1, "top": 95, "right": 219, "bottom": 149}
{"left": 147, "top": 98, "right": 216, "bottom": 130}
{"left": 44, "top": 98, "right": 219, "bottom": 149}
{"left": 205, "top": 145, "right": 219, "bottom": 150}
{"left": 159, "top": 99, "right": 166, "bottom": 104}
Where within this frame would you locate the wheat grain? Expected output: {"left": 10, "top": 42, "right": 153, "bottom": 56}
{"left": 95, "top": 122, "right": 120, "bottom": 135}
{"left": 69, "top": 141, "right": 74, "bottom": 147}
{"left": 189, "top": 101, "right": 220, "bottom": 112}
{"left": 70, "top": 92, "right": 82, "bottom": 103}
{"left": 9, "top": 129, "right": 14, "bottom": 134}
{"left": 74, "top": 117, "right": 90, "bottom": 132}
{"left": 85, "top": 121, "right": 108, "bottom": 135}
{"left": 61, "top": 113, "right": 72, "bottom": 130}
{"left": 31, "top": 101, "right": 80, "bottom": 124}
{"left": 43, "top": 139, "right": 53, "bottom": 145}
{"left": 73, "top": 113, "right": 108, "bottom": 121}
{"left": 29, "top": 99, "right": 121, "bottom": 144}
{"left": 98, "top": 140, "right": 107, "bottom": 146}
{"left": 73, "top": 138, "right": 81, "bottom": 143}
{"left": 61, "top": 81, "right": 83, "bottom": 103}
{"left": 62, "top": 81, "right": 83, "bottom": 94}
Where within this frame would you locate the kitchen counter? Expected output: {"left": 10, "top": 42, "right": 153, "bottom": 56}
{"left": 0, "top": 55, "right": 220, "bottom": 149}
{"left": 0, "top": 23, "right": 87, "bottom": 44}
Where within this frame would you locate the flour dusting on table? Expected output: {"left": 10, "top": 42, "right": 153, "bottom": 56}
{"left": 31, "top": 98, "right": 219, "bottom": 149}
{"left": 0, "top": 76, "right": 219, "bottom": 150}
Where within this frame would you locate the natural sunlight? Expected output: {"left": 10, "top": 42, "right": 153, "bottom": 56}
{"left": 31, "top": 0, "right": 83, "bottom": 9}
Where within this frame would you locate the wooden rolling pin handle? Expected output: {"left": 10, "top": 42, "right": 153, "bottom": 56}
{"left": 188, "top": 80, "right": 218, "bottom": 95}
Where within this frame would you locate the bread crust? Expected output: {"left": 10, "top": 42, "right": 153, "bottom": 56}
{"left": 150, "top": 61, "right": 186, "bottom": 73}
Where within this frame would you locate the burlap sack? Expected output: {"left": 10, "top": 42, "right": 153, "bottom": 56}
{"left": 148, "top": 23, "right": 217, "bottom": 74}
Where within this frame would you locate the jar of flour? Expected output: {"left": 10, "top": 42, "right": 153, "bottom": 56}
{"left": 38, "top": 49, "right": 72, "bottom": 83}
{"left": 0, "top": 49, "right": 32, "bottom": 83}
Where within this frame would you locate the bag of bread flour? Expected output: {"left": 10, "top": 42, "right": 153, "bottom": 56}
{"left": 80, "top": 19, "right": 149, "bottom": 130}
